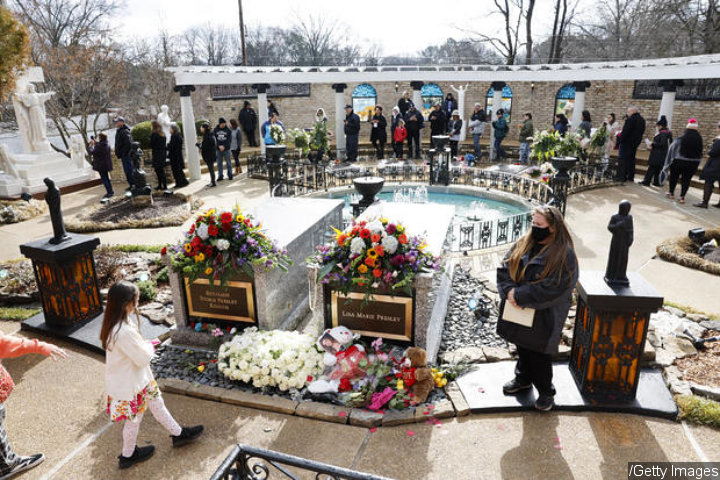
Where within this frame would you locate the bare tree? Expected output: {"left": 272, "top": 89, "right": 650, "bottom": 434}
{"left": 525, "top": 0, "right": 536, "bottom": 63}
{"left": 286, "top": 15, "right": 361, "bottom": 66}
{"left": 419, "top": 38, "right": 501, "bottom": 64}
{"left": 548, "top": 0, "right": 579, "bottom": 63}
{"left": 462, "top": 0, "right": 525, "bottom": 65}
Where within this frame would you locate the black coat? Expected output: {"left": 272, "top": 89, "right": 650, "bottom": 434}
{"left": 90, "top": 140, "right": 112, "bottom": 173}
{"left": 700, "top": 138, "right": 720, "bottom": 181}
{"left": 618, "top": 113, "right": 646, "bottom": 150}
{"left": 397, "top": 98, "right": 414, "bottom": 116}
{"left": 648, "top": 129, "right": 673, "bottom": 168}
{"left": 238, "top": 107, "right": 257, "bottom": 131}
{"left": 199, "top": 130, "right": 216, "bottom": 162}
{"left": 150, "top": 132, "right": 167, "bottom": 168}
{"left": 404, "top": 109, "right": 424, "bottom": 132}
{"left": 442, "top": 98, "right": 458, "bottom": 117}
{"left": 429, "top": 109, "right": 447, "bottom": 136}
{"left": 370, "top": 114, "right": 387, "bottom": 142}
{"left": 344, "top": 112, "right": 360, "bottom": 136}
{"left": 168, "top": 131, "right": 184, "bottom": 168}
{"left": 114, "top": 124, "right": 132, "bottom": 158}
{"left": 496, "top": 245, "right": 579, "bottom": 355}
{"left": 448, "top": 119, "right": 463, "bottom": 137}
{"left": 213, "top": 125, "right": 232, "bottom": 150}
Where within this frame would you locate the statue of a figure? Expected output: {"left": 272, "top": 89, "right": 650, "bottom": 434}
{"left": 70, "top": 136, "right": 86, "bottom": 170}
{"left": 157, "top": 105, "right": 172, "bottom": 143}
{"left": 44, "top": 177, "right": 70, "bottom": 245}
{"left": 0, "top": 145, "right": 20, "bottom": 178}
{"left": 604, "top": 200, "right": 633, "bottom": 286}
{"left": 14, "top": 84, "right": 54, "bottom": 153}
{"left": 129, "top": 142, "right": 151, "bottom": 196}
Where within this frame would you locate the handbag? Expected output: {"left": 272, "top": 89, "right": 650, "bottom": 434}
{"left": 0, "top": 365, "right": 15, "bottom": 403}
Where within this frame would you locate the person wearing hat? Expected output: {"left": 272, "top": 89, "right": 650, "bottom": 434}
{"left": 617, "top": 106, "right": 646, "bottom": 182}
{"left": 238, "top": 101, "right": 258, "bottom": 147}
{"left": 639, "top": 115, "right": 672, "bottom": 187}
{"left": 196, "top": 123, "right": 217, "bottom": 188}
{"left": 213, "top": 118, "right": 233, "bottom": 181}
{"left": 695, "top": 121, "right": 720, "bottom": 208}
{"left": 344, "top": 104, "right": 360, "bottom": 162}
{"left": 370, "top": 105, "right": 387, "bottom": 160}
{"left": 492, "top": 108, "right": 510, "bottom": 162}
{"left": 448, "top": 110, "right": 463, "bottom": 157}
{"left": 404, "top": 104, "right": 424, "bottom": 159}
{"left": 469, "top": 103, "right": 487, "bottom": 159}
{"left": 113, "top": 116, "right": 134, "bottom": 191}
{"left": 661, "top": 118, "right": 703, "bottom": 204}
{"left": 428, "top": 102, "right": 447, "bottom": 138}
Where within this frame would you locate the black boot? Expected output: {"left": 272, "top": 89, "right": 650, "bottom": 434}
{"left": 118, "top": 445, "right": 155, "bottom": 469}
{"left": 172, "top": 425, "right": 204, "bottom": 447}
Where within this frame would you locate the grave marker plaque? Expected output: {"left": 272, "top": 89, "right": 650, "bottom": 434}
{"left": 329, "top": 291, "right": 413, "bottom": 342}
{"left": 185, "top": 277, "right": 256, "bottom": 324}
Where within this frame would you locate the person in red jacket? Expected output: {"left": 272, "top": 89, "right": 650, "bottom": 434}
{"left": 393, "top": 119, "right": 407, "bottom": 160}
{"left": 0, "top": 334, "right": 67, "bottom": 478}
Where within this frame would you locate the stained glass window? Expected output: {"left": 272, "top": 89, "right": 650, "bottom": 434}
{"left": 485, "top": 85, "right": 513, "bottom": 122}
{"left": 421, "top": 83, "right": 444, "bottom": 119}
{"left": 555, "top": 84, "right": 576, "bottom": 118}
{"left": 352, "top": 84, "right": 377, "bottom": 121}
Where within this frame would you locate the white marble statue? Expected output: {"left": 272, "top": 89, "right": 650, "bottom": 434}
{"left": 450, "top": 84, "right": 470, "bottom": 141}
{"left": 70, "top": 135, "right": 87, "bottom": 170}
{"left": 14, "top": 84, "right": 54, "bottom": 153}
{"left": 157, "top": 105, "right": 172, "bottom": 143}
{"left": 0, "top": 145, "right": 20, "bottom": 178}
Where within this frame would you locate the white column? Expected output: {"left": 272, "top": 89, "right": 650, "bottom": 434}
{"left": 451, "top": 84, "right": 469, "bottom": 141}
{"left": 489, "top": 82, "right": 505, "bottom": 160}
{"left": 658, "top": 80, "right": 682, "bottom": 131}
{"left": 254, "top": 84, "right": 269, "bottom": 156}
{"left": 332, "top": 84, "right": 347, "bottom": 159}
{"left": 570, "top": 82, "right": 589, "bottom": 132}
{"left": 411, "top": 81, "right": 423, "bottom": 150}
{"left": 175, "top": 85, "right": 201, "bottom": 181}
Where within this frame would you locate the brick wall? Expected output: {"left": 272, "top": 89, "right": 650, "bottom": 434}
{"left": 201, "top": 80, "right": 720, "bottom": 144}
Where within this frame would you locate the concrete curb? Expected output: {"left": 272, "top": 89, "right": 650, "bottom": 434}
{"left": 156, "top": 377, "right": 462, "bottom": 427}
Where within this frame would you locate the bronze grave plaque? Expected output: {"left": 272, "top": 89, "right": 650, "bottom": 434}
{"left": 330, "top": 291, "right": 413, "bottom": 342}
{"left": 185, "top": 278, "right": 255, "bottom": 324}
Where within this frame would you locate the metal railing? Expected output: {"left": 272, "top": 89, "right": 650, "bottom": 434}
{"left": 210, "top": 444, "right": 394, "bottom": 480}
{"left": 451, "top": 211, "right": 533, "bottom": 252}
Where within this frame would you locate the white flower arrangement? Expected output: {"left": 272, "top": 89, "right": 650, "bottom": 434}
{"left": 381, "top": 235, "right": 399, "bottom": 254}
{"left": 216, "top": 239, "right": 230, "bottom": 251}
{"left": 196, "top": 223, "right": 209, "bottom": 240}
{"left": 217, "top": 328, "right": 324, "bottom": 391}
{"left": 350, "top": 237, "right": 366, "bottom": 256}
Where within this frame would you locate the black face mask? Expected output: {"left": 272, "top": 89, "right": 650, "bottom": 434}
{"left": 531, "top": 226, "right": 551, "bottom": 243}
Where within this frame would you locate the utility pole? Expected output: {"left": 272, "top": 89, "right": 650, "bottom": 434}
{"left": 238, "top": 0, "right": 247, "bottom": 65}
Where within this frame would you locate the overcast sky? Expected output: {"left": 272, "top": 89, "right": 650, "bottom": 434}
{"left": 119, "top": 0, "right": 560, "bottom": 57}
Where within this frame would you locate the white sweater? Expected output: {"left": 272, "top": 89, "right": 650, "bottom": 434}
{"left": 105, "top": 319, "right": 154, "bottom": 401}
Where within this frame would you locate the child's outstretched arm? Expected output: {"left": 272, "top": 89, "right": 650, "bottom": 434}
{"left": 0, "top": 334, "right": 68, "bottom": 361}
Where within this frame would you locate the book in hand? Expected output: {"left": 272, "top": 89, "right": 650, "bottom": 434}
{"left": 499, "top": 299, "right": 535, "bottom": 328}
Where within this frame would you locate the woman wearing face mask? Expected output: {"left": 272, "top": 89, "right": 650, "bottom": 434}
{"left": 496, "top": 206, "right": 579, "bottom": 412}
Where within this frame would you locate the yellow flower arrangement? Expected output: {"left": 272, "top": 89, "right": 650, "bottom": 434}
{"left": 358, "top": 264, "right": 368, "bottom": 274}
{"left": 431, "top": 368, "right": 447, "bottom": 388}
{"left": 205, "top": 267, "right": 213, "bottom": 275}
{"left": 396, "top": 379, "right": 404, "bottom": 390}
{"left": 184, "top": 243, "right": 192, "bottom": 253}
{"left": 367, "top": 248, "right": 378, "bottom": 259}
{"left": 194, "top": 252, "right": 205, "bottom": 263}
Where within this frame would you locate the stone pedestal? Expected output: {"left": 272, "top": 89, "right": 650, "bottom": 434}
{"left": 0, "top": 150, "right": 95, "bottom": 197}
{"left": 570, "top": 271, "right": 664, "bottom": 402}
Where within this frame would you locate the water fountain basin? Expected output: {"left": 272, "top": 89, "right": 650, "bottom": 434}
{"left": 353, "top": 176, "right": 385, "bottom": 205}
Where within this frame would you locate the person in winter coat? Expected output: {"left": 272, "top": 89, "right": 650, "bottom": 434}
{"left": 577, "top": 110, "right": 592, "bottom": 139}
{"left": 469, "top": 103, "right": 487, "bottom": 159}
{"left": 390, "top": 107, "right": 403, "bottom": 159}
{"left": 90, "top": 132, "right": 114, "bottom": 200}
{"left": 553, "top": 113, "right": 569, "bottom": 137}
{"left": 694, "top": 121, "right": 720, "bottom": 208}
{"left": 618, "top": 106, "right": 646, "bottom": 182}
{"left": 492, "top": 109, "right": 509, "bottom": 161}
{"left": 238, "top": 101, "right": 258, "bottom": 147}
{"left": 167, "top": 124, "right": 189, "bottom": 188}
{"left": 114, "top": 116, "right": 134, "bottom": 190}
{"left": 397, "top": 91, "right": 414, "bottom": 117}
{"left": 196, "top": 123, "right": 217, "bottom": 188}
{"left": 639, "top": 116, "right": 672, "bottom": 187}
{"left": 260, "top": 113, "right": 285, "bottom": 144}
{"left": 101, "top": 281, "right": 203, "bottom": 470}
{"left": 496, "top": 205, "right": 579, "bottom": 412}
{"left": 344, "top": 105, "right": 361, "bottom": 162}
{"left": 448, "top": 110, "right": 463, "bottom": 157}
{"left": 428, "top": 103, "right": 447, "bottom": 137}
{"left": 229, "top": 118, "right": 243, "bottom": 175}
{"left": 267, "top": 100, "right": 279, "bottom": 118}
{"left": 404, "top": 104, "right": 424, "bottom": 159}
{"left": 0, "top": 333, "right": 67, "bottom": 478}
{"left": 149, "top": 120, "right": 167, "bottom": 190}
{"left": 442, "top": 93, "right": 458, "bottom": 119}
{"left": 661, "top": 118, "right": 703, "bottom": 203}
{"left": 518, "top": 113, "right": 534, "bottom": 164}
{"left": 213, "top": 118, "right": 233, "bottom": 181}
{"left": 393, "top": 119, "right": 407, "bottom": 159}
{"left": 370, "top": 105, "right": 387, "bottom": 160}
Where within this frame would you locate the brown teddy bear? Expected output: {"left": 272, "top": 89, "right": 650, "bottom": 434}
{"left": 402, "top": 347, "right": 435, "bottom": 405}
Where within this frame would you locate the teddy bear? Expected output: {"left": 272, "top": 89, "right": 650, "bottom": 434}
{"left": 307, "top": 326, "right": 366, "bottom": 394}
{"left": 401, "top": 347, "right": 435, "bottom": 405}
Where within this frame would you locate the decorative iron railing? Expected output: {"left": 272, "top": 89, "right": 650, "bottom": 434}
{"left": 209, "top": 444, "right": 394, "bottom": 480}
{"left": 450, "top": 211, "right": 534, "bottom": 252}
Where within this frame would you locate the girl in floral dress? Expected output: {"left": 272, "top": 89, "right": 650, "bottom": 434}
{"left": 101, "top": 281, "right": 203, "bottom": 470}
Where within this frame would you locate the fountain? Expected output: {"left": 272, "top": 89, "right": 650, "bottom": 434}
{"left": 392, "top": 186, "right": 428, "bottom": 204}
{"left": 351, "top": 176, "right": 384, "bottom": 216}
